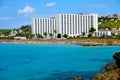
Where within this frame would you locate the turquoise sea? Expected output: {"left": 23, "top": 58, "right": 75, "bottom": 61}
{"left": 0, "top": 44, "right": 120, "bottom": 80}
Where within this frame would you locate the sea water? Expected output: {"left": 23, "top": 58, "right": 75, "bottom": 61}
{"left": 0, "top": 44, "right": 120, "bottom": 80}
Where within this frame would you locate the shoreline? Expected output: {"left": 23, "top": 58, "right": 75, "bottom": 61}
{"left": 1, "top": 39, "right": 120, "bottom": 46}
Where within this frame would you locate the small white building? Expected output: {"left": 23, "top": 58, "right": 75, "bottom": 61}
{"left": 19, "top": 29, "right": 23, "bottom": 33}
{"left": 14, "top": 37, "right": 26, "bottom": 40}
{"left": 0, "top": 34, "right": 5, "bottom": 37}
{"left": 9, "top": 30, "right": 18, "bottom": 36}
{"left": 96, "top": 28, "right": 111, "bottom": 37}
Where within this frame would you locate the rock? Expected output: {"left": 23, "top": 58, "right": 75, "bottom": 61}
{"left": 102, "top": 62, "right": 119, "bottom": 73}
{"left": 113, "top": 52, "right": 120, "bottom": 66}
{"left": 111, "top": 69, "right": 120, "bottom": 80}
{"left": 93, "top": 52, "right": 120, "bottom": 80}
{"left": 73, "top": 77, "right": 82, "bottom": 80}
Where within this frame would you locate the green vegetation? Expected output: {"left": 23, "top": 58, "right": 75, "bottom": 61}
{"left": 53, "top": 30, "right": 57, "bottom": 34}
{"left": 43, "top": 32, "right": 47, "bottom": 39}
{"left": 98, "top": 16, "right": 111, "bottom": 22}
{"left": 53, "top": 30, "right": 57, "bottom": 38}
{"left": 16, "top": 33, "right": 30, "bottom": 37}
{"left": 49, "top": 33, "right": 53, "bottom": 39}
{"left": 89, "top": 27, "right": 96, "bottom": 33}
{"left": 82, "top": 32, "right": 85, "bottom": 37}
{"left": 0, "top": 29, "right": 11, "bottom": 36}
{"left": 0, "top": 36, "right": 14, "bottom": 40}
{"left": 63, "top": 34, "right": 68, "bottom": 38}
{"left": 57, "top": 33, "right": 61, "bottom": 38}
{"left": 87, "top": 27, "right": 96, "bottom": 37}
{"left": 20, "top": 25, "right": 31, "bottom": 33}
{"left": 98, "top": 16, "right": 120, "bottom": 30}
{"left": 16, "top": 25, "right": 32, "bottom": 38}
{"left": 36, "top": 34, "right": 43, "bottom": 39}
{"left": 99, "top": 20, "right": 120, "bottom": 30}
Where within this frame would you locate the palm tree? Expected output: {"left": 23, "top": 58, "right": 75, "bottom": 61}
{"left": 82, "top": 32, "right": 85, "bottom": 37}
{"left": 57, "top": 33, "right": 61, "bottom": 38}
{"left": 43, "top": 32, "right": 47, "bottom": 39}
{"left": 37, "top": 33, "right": 43, "bottom": 39}
{"left": 89, "top": 27, "right": 96, "bottom": 34}
{"left": 49, "top": 33, "right": 53, "bottom": 39}
{"left": 63, "top": 34, "right": 68, "bottom": 38}
{"left": 53, "top": 30, "right": 57, "bottom": 38}
{"left": 89, "top": 27, "right": 96, "bottom": 37}
{"left": 30, "top": 34, "right": 35, "bottom": 39}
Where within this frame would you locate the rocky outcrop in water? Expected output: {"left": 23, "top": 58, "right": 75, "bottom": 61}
{"left": 93, "top": 52, "right": 120, "bottom": 80}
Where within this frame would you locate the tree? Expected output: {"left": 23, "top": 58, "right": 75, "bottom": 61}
{"left": 88, "top": 27, "right": 96, "bottom": 38}
{"left": 43, "top": 32, "right": 47, "bottom": 39}
{"left": 0, "top": 29, "right": 11, "bottom": 36}
{"left": 98, "top": 20, "right": 120, "bottom": 30}
{"left": 53, "top": 30, "right": 57, "bottom": 38}
{"left": 98, "top": 16, "right": 110, "bottom": 23}
{"left": 57, "top": 33, "right": 61, "bottom": 38}
{"left": 82, "top": 32, "right": 85, "bottom": 37}
{"left": 49, "top": 33, "right": 53, "bottom": 39}
{"left": 89, "top": 27, "right": 96, "bottom": 34}
{"left": 20, "top": 25, "right": 31, "bottom": 33}
{"left": 63, "top": 34, "right": 68, "bottom": 38}
{"left": 16, "top": 33, "right": 31, "bottom": 38}
{"left": 15, "top": 25, "right": 32, "bottom": 39}
{"left": 30, "top": 34, "right": 35, "bottom": 39}
{"left": 88, "top": 34, "right": 92, "bottom": 37}
{"left": 37, "top": 34, "right": 43, "bottom": 39}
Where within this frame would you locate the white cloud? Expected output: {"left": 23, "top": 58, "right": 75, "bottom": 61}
{"left": 45, "top": 2, "right": 56, "bottom": 7}
{"left": 92, "top": 4, "right": 108, "bottom": 8}
{"left": 18, "top": 5, "right": 35, "bottom": 14}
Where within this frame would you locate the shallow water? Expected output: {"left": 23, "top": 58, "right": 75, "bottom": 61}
{"left": 0, "top": 44, "right": 120, "bottom": 80}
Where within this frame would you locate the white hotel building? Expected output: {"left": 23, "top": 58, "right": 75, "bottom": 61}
{"left": 32, "top": 17, "right": 56, "bottom": 36}
{"left": 32, "top": 13, "right": 98, "bottom": 37}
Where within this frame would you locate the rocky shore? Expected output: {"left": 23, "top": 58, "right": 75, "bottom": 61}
{"left": 0, "top": 39, "right": 120, "bottom": 46}
{"left": 93, "top": 52, "right": 120, "bottom": 80}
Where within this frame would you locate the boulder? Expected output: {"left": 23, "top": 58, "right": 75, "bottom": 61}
{"left": 113, "top": 52, "right": 120, "bottom": 66}
{"left": 103, "top": 62, "right": 119, "bottom": 73}
{"left": 93, "top": 52, "right": 120, "bottom": 80}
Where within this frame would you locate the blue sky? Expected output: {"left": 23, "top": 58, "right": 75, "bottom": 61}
{"left": 0, "top": 0, "right": 120, "bottom": 29}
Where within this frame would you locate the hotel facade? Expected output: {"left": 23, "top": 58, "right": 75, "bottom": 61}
{"left": 32, "top": 18, "right": 56, "bottom": 36}
{"left": 32, "top": 13, "right": 98, "bottom": 37}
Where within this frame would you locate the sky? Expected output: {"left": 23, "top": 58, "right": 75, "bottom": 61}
{"left": 0, "top": 0, "right": 120, "bottom": 29}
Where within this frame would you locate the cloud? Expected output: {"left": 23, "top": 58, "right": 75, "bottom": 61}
{"left": 92, "top": 4, "right": 108, "bottom": 8}
{"left": 18, "top": 5, "right": 35, "bottom": 15}
{"left": 45, "top": 2, "right": 56, "bottom": 7}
